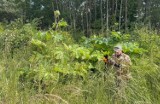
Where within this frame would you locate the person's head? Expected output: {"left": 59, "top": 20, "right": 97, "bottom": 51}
{"left": 114, "top": 45, "right": 123, "bottom": 57}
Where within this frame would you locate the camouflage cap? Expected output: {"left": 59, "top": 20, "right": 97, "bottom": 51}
{"left": 114, "top": 45, "right": 122, "bottom": 52}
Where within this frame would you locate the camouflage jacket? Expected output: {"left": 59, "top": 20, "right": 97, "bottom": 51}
{"left": 109, "top": 53, "right": 132, "bottom": 76}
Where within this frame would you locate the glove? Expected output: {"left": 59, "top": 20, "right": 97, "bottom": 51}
{"left": 103, "top": 55, "right": 109, "bottom": 63}
{"left": 103, "top": 57, "right": 108, "bottom": 63}
{"left": 114, "top": 63, "right": 121, "bottom": 68}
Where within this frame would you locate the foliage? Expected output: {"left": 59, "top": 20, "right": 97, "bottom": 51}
{"left": 122, "top": 42, "right": 146, "bottom": 54}
{"left": 0, "top": 20, "right": 159, "bottom": 104}
{"left": 52, "top": 18, "right": 68, "bottom": 30}
{"left": 1, "top": 0, "right": 160, "bottom": 34}
{"left": 81, "top": 32, "right": 146, "bottom": 55}
{"left": 54, "top": 10, "right": 60, "bottom": 18}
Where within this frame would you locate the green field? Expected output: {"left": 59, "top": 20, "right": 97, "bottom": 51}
{"left": 0, "top": 0, "right": 160, "bottom": 103}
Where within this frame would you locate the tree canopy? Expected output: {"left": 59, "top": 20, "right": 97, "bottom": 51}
{"left": 0, "top": 0, "right": 160, "bottom": 33}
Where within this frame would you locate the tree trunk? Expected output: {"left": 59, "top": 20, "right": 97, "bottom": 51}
{"left": 94, "top": 0, "right": 97, "bottom": 21}
{"left": 55, "top": 0, "right": 59, "bottom": 10}
{"left": 106, "top": 0, "right": 109, "bottom": 31}
{"left": 88, "top": 0, "right": 92, "bottom": 35}
{"left": 119, "top": 0, "right": 123, "bottom": 30}
{"left": 137, "top": 0, "right": 141, "bottom": 23}
{"left": 73, "top": 10, "right": 76, "bottom": 31}
{"left": 100, "top": 0, "right": 103, "bottom": 33}
{"left": 81, "top": 13, "right": 85, "bottom": 32}
{"left": 69, "top": 2, "right": 73, "bottom": 29}
{"left": 52, "top": 1, "right": 55, "bottom": 12}
{"left": 144, "top": 0, "right": 151, "bottom": 29}
{"left": 86, "top": 2, "right": 89, "bottom": 37}
{"left": 115, "top": 0, "right": 118, "bottom": 17}
{"left": 112, "top": 0, "right": 115, "bottom": 14}
{"left": 125, "top": 0, "right": 128, "bottom": 32}
{"left": 148, "top": 0, "right": 151, "bottom": 30}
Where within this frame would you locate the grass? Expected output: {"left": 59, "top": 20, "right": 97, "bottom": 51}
{"left": 0, "top": 22, "right": 159, "bottom": 104}
{"left": 0, "top": 57, "right": 159, "bottom": 104}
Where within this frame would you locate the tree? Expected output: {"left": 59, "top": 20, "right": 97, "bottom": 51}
{"left": 125, "top": 0, "right": 128, "bottom": 32}
{"left": 1, "top": 0, "right": 160, "bottom": 33}
{"left": 0, "top": 0, "right": 21, "bottom": 22}
{"left": 106, "top": 0, "right": 109, "bottom": 32}
{"left": 119, "top": 0, "right": 123, "bottom": 30}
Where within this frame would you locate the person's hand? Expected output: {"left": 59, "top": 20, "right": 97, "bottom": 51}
{"left": 114, "top": 63, "right": 121, "bottom": 68}
{"left": 103, "top": 57, "right": 108, "bottom": 63}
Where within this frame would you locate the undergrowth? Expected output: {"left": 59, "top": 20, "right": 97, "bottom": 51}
{"left": 0, "top": 20, "right": 159, "bottom": 104}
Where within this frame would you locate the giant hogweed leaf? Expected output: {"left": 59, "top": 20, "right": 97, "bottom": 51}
{"left": 58, "top": 18, "right": 68, "bottom": 27}
{"left": 72, "top": 46, "right": 90, "bottom": 60}
{"left": 54, "top": 51, "right": 64, "bottom": 60}
{"left": 31, "top": 38, "right": 46, "bottom": 47}
{"left": 122, "top": 42, "right": 146, "bottom": 54}
{"left": 30, "top": 38, "right": 46, "bottom": 52}
{"left": 63, "top": 43, "right": 72, "bottom": 50}
{"left": 53, "top": 34, "right": 63, "bottom": 42}
{"left": 45, "top": 31, "right": 52, "bottom": 41}
{"left": 90, "top": 51, "right": 103, "bottom": 61}
{"left": 0, "top": 24, "right": 4, "bottom": 33}
{"left": 83, "top": 36, "right": 110, "bottom": 50}
{"left": 111, "top": 31, "right": 121, "bottom": 40}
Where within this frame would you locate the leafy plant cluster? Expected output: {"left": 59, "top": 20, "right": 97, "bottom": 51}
{"left": 81, "top": 31, "right": 146, "bottom": 56}
{"left": 0, "top": 20, "right": 159, "bottom": 104}
{"left": 0, "top": 19, "right": 149, "bottom": 84}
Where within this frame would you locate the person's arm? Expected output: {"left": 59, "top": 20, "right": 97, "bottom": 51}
{"left": 107, "top": 55, "right": 121, "bottom": 68}
{"left": 121, "top": 55, "right": 132, "bottom": 68}
{"left": 125, "top": 55, "right": 132, "bottom": 66}
{"left": 103, "top": 54, "right": 123, "bottom": 68}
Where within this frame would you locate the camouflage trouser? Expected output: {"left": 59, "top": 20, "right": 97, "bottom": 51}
{"left": 116, "top": 73, "right": 131, "bottom": 86}
{"left": 113, "top": 74, "right": 131, "bottom": 104}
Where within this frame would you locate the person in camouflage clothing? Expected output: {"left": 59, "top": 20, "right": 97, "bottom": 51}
{"left": 104, "top": 45, "right": 132, "bottom": 102}
{"left": 104, "top": 45, "right": 132, "bottom": 80}
{"left": 110, "top": 45, "right": 132, "bottom": 82}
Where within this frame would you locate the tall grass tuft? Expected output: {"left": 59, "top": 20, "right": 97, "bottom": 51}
{"left": 0, "top": 21, "right": 159, "bottom": 104}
